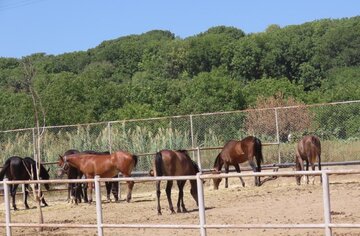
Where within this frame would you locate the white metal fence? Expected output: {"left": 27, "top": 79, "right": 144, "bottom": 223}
{"left": 2, "top": 169, "right": 360, "bottom": 236}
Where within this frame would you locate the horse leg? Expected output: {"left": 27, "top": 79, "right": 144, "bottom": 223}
{"left": 311, "top": 162, "right": 316, "bottom": 185}
{"left": 224, "top": 164, "right": 229, "bottom": 188}
{"left": 165, "top": 180, "right": 175, "bottom": 214}
{"left": 126, "top": 180, "right": 134, "bottom": 203}
{"left": 234, "top": 164, "right": 245, "bottom": 187}
{"left": 318, "top": 155, "right": 322, "bottom": 184}
{"left": 24, "top": 184, "right": 30, "bottom": 209}
{"left": 249, "top": 159, "right": 260, "bottom": 186}
{"left": 296, "top": 154, "right": 305, "bottom": 185}
{"left": 82, "top": 183, "right": 88, "bottom": 203}
{"left": 40, "top": 190, "right": 48, "bottom": 207}
{"left": 87, "top": 181, "right": 93, "bottom": 203}
{"left": 112, "top": 181, "right": 119, "bottom": 202}
{"left": 156, "top": 181, "right": 162, "bottom": 215}
{"left": 305, "top": 160, "right": 310, "bottom": 184}
{"left": 11, "top": 184, "right": 18, "bottom": 210}
{"left": 176, "top": 180, "right": 186, "bottom": 213}
{"left": 105, "top": 182, "right": 111, "bottom": 201}
{"left": 67, "top": 183, "right": 71, "bottom": 203}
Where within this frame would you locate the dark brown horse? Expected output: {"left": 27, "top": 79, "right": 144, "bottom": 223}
{"left": 58, "top": 151, "right": 137, "bottom": 203}
{"left": 153, "top": 149, "right": 199, "bottom": 215}
{"left": 0, "top": 156, "right": 50, "bottom": 210}
{"left": 295, "top": 135, "right": 321, "bottom": 185}
{"left": 213, "top": 136, "right": 263, "bottom": 189}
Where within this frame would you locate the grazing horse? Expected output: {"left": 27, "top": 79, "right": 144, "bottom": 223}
{"left": 153, "top": 149, "right": 199, "bottom": 215}
{"left": 0, "top": 156, "right": 50, "bottom": 210}
{"left": 58, "top": 150, "right": 119, "bottom": 204}
{"left": 295, "top": 135, "right": 321, "bottom": 185}
{"left": 213, "top": 136, "right": 263, "bottom": 189}
{"left": 58, "top": 151, "right": 137, "bottom": 203}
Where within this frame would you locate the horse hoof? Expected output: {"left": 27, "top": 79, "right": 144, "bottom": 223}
{"left": 157, "top": 212, "right": 162, "bottom": 216}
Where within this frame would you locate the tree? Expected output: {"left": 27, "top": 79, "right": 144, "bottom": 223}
{"left": 246, "top": 92, "right": 313, "bottom": 142}
{"left": 21, "top": 57, "right": 47, "bottom": 231}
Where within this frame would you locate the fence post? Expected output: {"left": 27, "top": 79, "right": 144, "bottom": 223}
{"left": 190, "top": 115, "right": 194, "bottom": 149}
{"left": 196, "top": 147, "right": 202, "bottom": 173}
{"left": 274, "top": 108, "right": 281, "bottom": 163}
{"left": 3, "top": 178, "right": 12, "bottom": 236}
{"left": 196, "top": 173, "right": 207, "bottom": 236}
{"left": 322, "top": 171, "right": 332, "bottom": 236}
{"left": 107, "top": 122, "right": 112, "bottom": 153}
{"left": 94, "top": 176, "right": 103, "bottom": 236}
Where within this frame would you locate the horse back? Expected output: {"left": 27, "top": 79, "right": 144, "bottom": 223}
{"left": 297, "top": 135, "right": 321, "bottom": 162}
{"left": 156, "top": 149, "right": 196, "bottom": 176}
{"left": 111, "top": 151, "right": 137, "bottom": 176}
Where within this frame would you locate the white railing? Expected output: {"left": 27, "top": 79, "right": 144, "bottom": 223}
{"left": 2, "top": 169, "right": 360, "bottom": 236}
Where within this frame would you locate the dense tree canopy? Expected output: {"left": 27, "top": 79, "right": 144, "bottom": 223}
{"left": 0, "top": 17, "right": 359, "bottom": 130}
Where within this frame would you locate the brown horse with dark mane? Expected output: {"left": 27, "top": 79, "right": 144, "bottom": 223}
{"left": 295, "top": 135, "right": 321, "bottom": 185}
{"left": 58, "top": 149, "right": 119, "bottom": 204}
{"left": 58, "top": 150, "right": 137, "bottom": 203}
{"left": 213, "top": 136, "right": 263, "bottom": 189}
{"left": 153, "top": 149, "right": 199, "bottom": 215}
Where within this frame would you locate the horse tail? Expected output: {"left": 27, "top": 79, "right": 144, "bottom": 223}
{"left": 311, "top": 136, "right": 321, "bottom": 170}
{"left": 254, "top": 137, "right": 264, "bottom": 171}
{"left": 0, "top": 159, "right": 11, "bottom": 180}
{"left": 155, "top": 151, "right": 163, "bottom": 177}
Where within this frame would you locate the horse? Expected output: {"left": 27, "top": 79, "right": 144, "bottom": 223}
{"left": 213, "top": 136, "right": 263, "bottom": 190}
{"left": 153, "top": 149, "right": 199, "bottom": 215}
{"left": 0, "top": 156, "right": 50, "bottom": 210}
{"left": 58, "top": 150, "right": 137, "bottom": 203}
{"left": 58, "top": 150, "right": 119, "bottom": 204}
{"left": 295, "top": 135, "right": 321, "bottom": 185}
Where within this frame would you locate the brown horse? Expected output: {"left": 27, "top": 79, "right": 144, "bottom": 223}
{"left": 213, "top": 136, "right": 263, "bottom": 189}
{"left": 58, "top": 151, "right": 137, "bottom": 203}
{"left": 295, "top": 135, "right": 321, "bottom": 185}
{"left": 153, "top": 149, "right": 199, "bottom": 215}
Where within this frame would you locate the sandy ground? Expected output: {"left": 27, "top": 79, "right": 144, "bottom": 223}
{"left": 0, "top": 166, "right": 360, "bottom": 236}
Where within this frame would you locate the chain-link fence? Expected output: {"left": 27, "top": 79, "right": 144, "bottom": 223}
{"left": 1, "top": 100, "right": 359, "bottom": 175}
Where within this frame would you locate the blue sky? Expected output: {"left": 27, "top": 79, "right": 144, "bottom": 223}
{"left": 0, "top": 0, "right": 359, "bottom": 58}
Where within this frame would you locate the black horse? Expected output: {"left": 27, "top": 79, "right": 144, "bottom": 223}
{"left": 58, "top": 150, "right": 119, "bottom": 204}
{"left": 0, "top": 156, "right": 50, "bottom": 210}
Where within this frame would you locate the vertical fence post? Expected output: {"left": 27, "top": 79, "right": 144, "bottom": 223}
{"left": 322, "top": 171, "right": 332, "bottom": 236}
{"left": 196, "top": 173, "right": 206, "bottom": 236}
{"left": 107, "top": 122, "right": 112, "bottom": 153}
{"left": 196, "top": 147, "right": 202, "bottom": 173}
{"left": 94, "top": 176, "right": 103, "bottom": 236}
{"left": 3, "top": 178, "right": 12, "bottom": 236}
{"left": 274, "top": 108, "right": 281, "bottom": 163}
{"left": 190, "top": 115, "right": 194, "bottom": 150}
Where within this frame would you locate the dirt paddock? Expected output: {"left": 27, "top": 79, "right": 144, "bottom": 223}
{"left": 0, "top": 166, "right": 360, "bottom": 236}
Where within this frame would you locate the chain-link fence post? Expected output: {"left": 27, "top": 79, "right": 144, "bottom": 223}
{"left": 274, "top": 108, "right": 281, "bottom": 163}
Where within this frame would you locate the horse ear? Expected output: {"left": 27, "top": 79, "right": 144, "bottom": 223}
{"left": 59, "top": 155, "right": 63, "bottom": 160}
{"left": 47, "top": 167, "right": 50, "bottom": 172}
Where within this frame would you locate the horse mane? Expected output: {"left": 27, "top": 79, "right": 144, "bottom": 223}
{"left": 191, "top": 159, "right": 200, "bottom": 173}
{"left": 176, "top": 149, "right": 189, "bottom": 156}
{"left": 132, "top": 155, "right": 138, "bottom": 167}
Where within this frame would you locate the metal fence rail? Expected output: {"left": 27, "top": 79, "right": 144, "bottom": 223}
{"left": 2, "top": 169, "right": 360, "bottom": 236}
